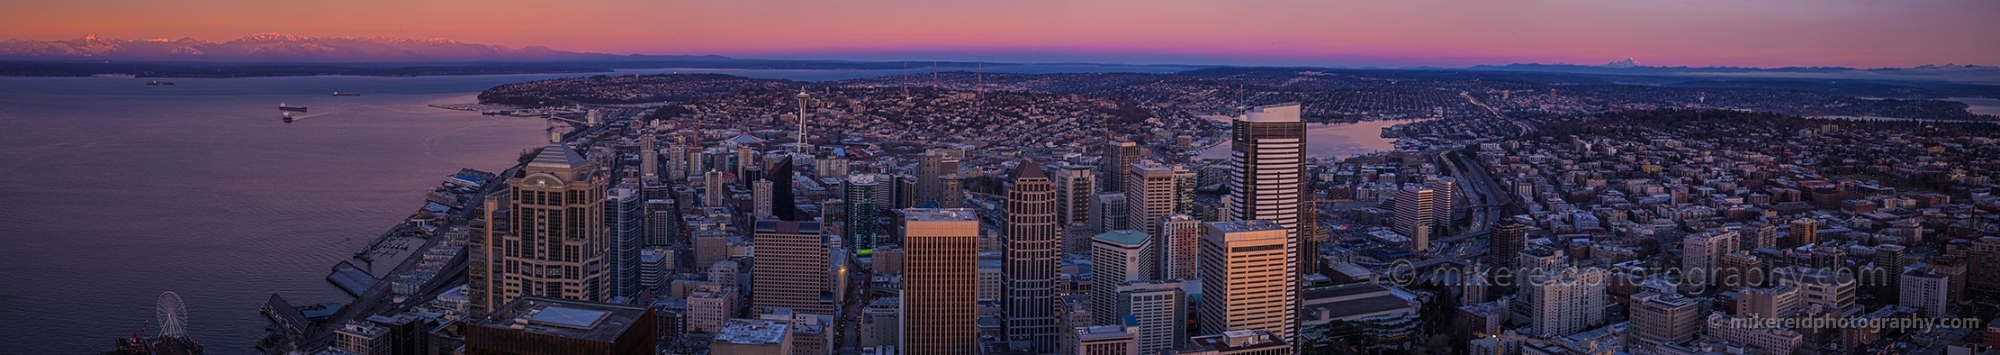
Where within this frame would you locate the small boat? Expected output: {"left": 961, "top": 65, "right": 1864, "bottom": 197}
{"left": 279, "top": 103, "right": 308, "bottom": 112}
{"left": 146, "top": 80, "right": 175, "bottom": 85}
{"left": 283, "top": 112, "right": 296, "bottom": 123}
{"left": 333, "top": 92, "right": 360, "bottom": 96}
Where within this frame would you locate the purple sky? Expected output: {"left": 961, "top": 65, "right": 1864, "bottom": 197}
{"left": 5, "top": 0, "right": 1997, "bottom": 67}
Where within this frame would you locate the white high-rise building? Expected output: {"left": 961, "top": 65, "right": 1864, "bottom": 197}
{"left": 1226, "top": 103, "right": 1307, "bottom": 248}
{"left": 1197, "top": 220, "right": 1297, "bottom": 342}
{"left": 752, "top": 179, "right": 774, "bottom": 221}
{"left": 1427, "top": 177, "right": 1457, "bottom": 234}
{"left": 1068, "top": 324, "right": 1139, "bottom": 355}
{"left": 1126, "top": 162, "right": 1187, "bottom": 238}
{"left": 1091, "top": 230, "right": 1155, "bottom": 325}
{"left": 1115, "top": 280, "right": 1188, "bottom": 354}
{"left": 1525, "top": 267, "right": 1607, "bottom": 337}
{"left": 1156, "top": 215, "right": 1202, "bottom": 281}
{"left": 1899, "top": 266, "right": 1950, "bottom": 318}
{"left": 1682, "top": 231, "right": 1740, "bottom": 286}
{"left": 1393, "top": 186, "right": 1434, "bottom": 252}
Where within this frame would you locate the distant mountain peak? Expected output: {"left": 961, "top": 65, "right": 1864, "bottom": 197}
{"left": 1603, "top": 58, "right": 1642, "bottom": 68}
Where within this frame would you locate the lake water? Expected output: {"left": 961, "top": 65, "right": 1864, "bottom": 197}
{"left": 0, "top": 64, "right": 1215, "bottom": 355}
{"left": 1947, "top": 97, "right": 2000, "bottom": 116}
{"left": 1196, "top": 117, "right": 1425, "bottom": 161}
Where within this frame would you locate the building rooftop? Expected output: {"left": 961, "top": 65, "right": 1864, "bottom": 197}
{"left": 1075, "top": 324, "right": 1136, "bottom": 341}
{"left": 1187, "top": 329, "right": 1289, "bottom": 352}
{"left": 901, "top": 208, "right": 977, "bottom": 222}
{"left": 1303, "top": 283, "right": 1392, "bottom": 301}
{"left": 1206, "top": 220, "right": 1285, "bottom": 234}
{"left": 471, "top": 296, "right": 649, "bottom": 343}
{"left": 755, "top": 220, "right": 821, "bottom": 234}
{"left": 714, "top": 318, "right": 791, "bottom": 345}
{"left": 1093, "top": 230, "right": 1152, "bottom": 247}
{"left": 1238, "top": 103, "right": 1302, "bottom": 123}
{"left": 528, "top": 142, "right": 589, "bottom": 170}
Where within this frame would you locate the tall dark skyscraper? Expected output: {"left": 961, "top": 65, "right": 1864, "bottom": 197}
{"left": 606, "top": 183, "right": 645, "bottom": 300}
{"left": 1003, "top": 160, "right": 1061, "bottom": 352}
{"left": 1493, "top": 218, "right": 1529, "bottom": 268}
{"left": 1226, "top": 103, "right": 1309, "bottom": 275}
{"left": 770, "top": 156, "right": 799, "bottom": 221}
{"left": 845, "top": 173, "right": 884, "bottom": 254}
{"left": 1100, "top": 141, "right": 1144, "bottom": 193}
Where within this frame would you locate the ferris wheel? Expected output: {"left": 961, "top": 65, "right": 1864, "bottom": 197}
{"left": 156, "top": 291, "right": 187, "bottom": 339}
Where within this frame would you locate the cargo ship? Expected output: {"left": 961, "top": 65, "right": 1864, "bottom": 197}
{"left": 278, "top": 103, "right": 308, "bottom": 112}
{"left": 146, "top": 81, "right": 175, "bottom": 86}
{"left": 333, "top": 92, "right": 360, "bottom": 96}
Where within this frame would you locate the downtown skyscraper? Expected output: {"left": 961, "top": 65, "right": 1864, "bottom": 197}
{"left": 605, "top": 183, "right": 645, "bottom": 300}
{"left": 1100, "top": 141, "right": 1145, "bottom": 193}
{"left": 1226, "top": 103, "right": 1312, "bottom": 276}
{"left": 1002, "top": 161, "right": 1061, "bottom": 353}
{"left": 845, "top": 173, "right": 884, "bottom": 254}
{"left": 1394, "top": 185, "right": 1435, "bottom": 253}
{"left": 751, "top": 220, "right": 834, "bottom": 316}
{"left": 1125, "top": 162, "right": 1193, "bottom": 238}
{"left": 470, "top": 141, "right": 609, "bottom": 316}
{"left": 1198, "top": 220, "right": 1297, "bottom": 342}
{"left": 900, "top": 208, "right": 980, "bottom": 355}
{"left": 1050, "top": 164, "right": 1096, "bottom": 228}
{"left": 916, "top": 152, "right": 957, "bottom": 207}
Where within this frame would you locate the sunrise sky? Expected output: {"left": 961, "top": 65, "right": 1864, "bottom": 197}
{"left": 4, "top": 0, "right": 1997, "bottom": 68}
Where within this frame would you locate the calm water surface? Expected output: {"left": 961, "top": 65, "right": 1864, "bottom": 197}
{"left": 1947, "top": 97, "right": 2000, "bottom": 116}
{"left": 1197, "top": 117, "right": 1425, "bottom": 160}
{"left": 0, "top": 64, "right": 1203, "bottom": 355}
{"left": 0, "top": 74, "right": 579, "bottom": 355}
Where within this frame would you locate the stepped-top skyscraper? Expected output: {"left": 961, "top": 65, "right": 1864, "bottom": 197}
{"left": 471, "top": 140, "right": 610, "bottom": 316}
{"left": 1226, "top": 103, "right": 1309, "bottom": 272}
{"left": 1002, "top": 160, "right": 1061, "bottom": 353}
